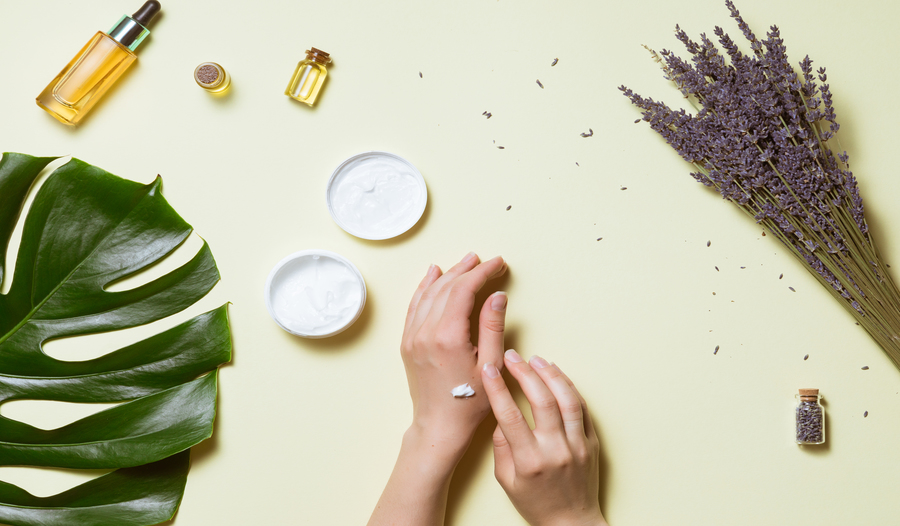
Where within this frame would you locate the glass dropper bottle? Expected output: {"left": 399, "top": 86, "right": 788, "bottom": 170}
{"left": 36, "top": 1, "right": 162, "bottom": 125}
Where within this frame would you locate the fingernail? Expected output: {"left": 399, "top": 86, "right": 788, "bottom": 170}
{"left": 427, "top": 264, "right": 436, "bottom": 276}
{"left": 505, "top": 349, "right": 523, "bottom": 363}
{"left": 483, "top": 362, "right": 500, "bottom": 378}
{"left": 491, "top": 291, "right": 508, "bottom": 311}
{"left": 530, "top": 355, "right": 550, "bottom": 369}
{"left": 463, "top": 251, "right": 477, "bottom": 263}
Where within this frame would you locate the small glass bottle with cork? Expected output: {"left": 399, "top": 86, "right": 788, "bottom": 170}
{"left": 285, "top": 48, "right": 331, "bottom": 106}
{"left": 795, "top": 388, "right": 825, "bottom": 445}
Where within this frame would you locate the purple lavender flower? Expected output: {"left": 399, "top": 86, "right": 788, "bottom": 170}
{"left": 621, "top": 1, "right": 900, "bottom": 369}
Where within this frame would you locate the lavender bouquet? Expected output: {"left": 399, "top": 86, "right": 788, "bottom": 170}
{"left": 620, "top": 1, "right": 900, "bottom": 368}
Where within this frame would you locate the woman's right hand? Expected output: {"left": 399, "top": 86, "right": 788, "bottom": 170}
{"left": 482, "top": 350, "right": 607, "bottom": 526}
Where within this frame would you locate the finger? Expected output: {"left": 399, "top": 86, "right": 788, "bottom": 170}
{"left": 530, "top": 356, "right": 585, "bottom": 440}
{"left": 428, "top": 256, "right": 506, "bottom": 328}
{"left": 482, "top": 361, "right": 536, "bottom": 450}
{"left": 504, "top": 349, "right": 564, "bottom": 433}
{"left": 476, "top": 291, "right": 507, "bottom": 368}
{"left": 554, "top": 364, "right": 597, "bottom": 442}
{"left": 404, "top": 264, "right": 442, "bottom": 335}
{"left": 411, "top": 252, "right": 480, "bottom": 330}
{"left": 492, "top": 423, "right": 515, "bottom": 484}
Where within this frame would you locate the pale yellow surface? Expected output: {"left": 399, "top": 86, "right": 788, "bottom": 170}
{"left": 2, "top": 0, "right": 900, "bottom": 524}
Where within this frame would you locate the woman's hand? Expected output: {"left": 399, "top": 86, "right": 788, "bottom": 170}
{"left": 401, "top": 251, "right": 508, "bottom": 455}
{"left": 482, "top": 350, "right": 607, "bottom": 526}
{"left": 368, "top": 252, "right": 507, "bottom": 526}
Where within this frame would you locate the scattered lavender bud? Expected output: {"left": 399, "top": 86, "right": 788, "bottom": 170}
{"left": 862, "top": 366, "right": 869, "bottom": 370}
{"left": 864, "top": 411, "right": 869, "bottom": 417}
{"left": 580, "top": 129, "right": 594, "bottom": 138}
{"left": 576, "top": 162, "right": 580, "bottom": 166}
{"left": 707, "top": 240, "right": 711, "bottom": 247}
{"left": 740, "top": 266, "right": 746, "bottom": 269}
{"left": 506, "top": 205, "right": 512, "bottom": 211}
{"left": 714, "top": 345, "right": 719, "bottom": 354}
{"left": 596, "top": 237, "right": 603, "bottom": 241}
{"left": 789, "top": 287, "right": 796, "bottom": 292}
{"left": 715, "top": 266, "right": 719, "bottom": 271}
{"left": 497, "top": 146, "right": 505, "bottom": 149}
{"left": 804, "top": 354, "right": 809, "bottom": 360}
{"left": 419, "top": 71, "right": 423, "bottom": 78}
{"left": 712, "top": 292, "right": 716, "bottom": 295}
{"left": 620, "top": 186, "right": 627, "bottom": 190}
{"left": 551, "top": 58, "right": 558, "bottom": 66}
{"left": 536, "top": 79, "right": 544, "bottom": 88}
{"left": 779, "top": 274, "right": 784, "bottom": 280}
{"left": 634, "top": 119, "right": 641, "bottom": 124}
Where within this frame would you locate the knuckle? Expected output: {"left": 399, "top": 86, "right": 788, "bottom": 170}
{"left": 534, "top": 397, "right": 559, "bottom": 411}
{"left": 412, "top": 332, "right": 431, "bottom": 351}
{"left": 480, "top": 315, "right": 505, "bottom": 333}
{"left": 518, "top": 459, "right": 545, "bottom": 478}
{"left": 561, "top": 400, "right": 583, "bottom": 415}
{"left": 552, "top": 451, "right": 574, "bottom": 469}
{"left": 418, "top": 288, "right": 436, "bottom": 304}
{"left": 499, "top": 406, "right": 525, "bottom": 426}
{"left": 432, "top": 332, "right": 457, "bottom": 352}
{"left": 573, "top": 444, "right": 590, "bottom": 464}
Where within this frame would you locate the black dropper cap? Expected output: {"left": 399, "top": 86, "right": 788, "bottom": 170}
{"left": 132, "top": 1, "right": 162, "bottom": 27}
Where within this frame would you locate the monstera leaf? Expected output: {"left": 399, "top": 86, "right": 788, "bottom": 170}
{"left": 0, "top": 153, "right": 231, "bottom": 526}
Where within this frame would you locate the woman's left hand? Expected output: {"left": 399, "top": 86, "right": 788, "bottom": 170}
{"left": 401, "top": 252, "right": 508, "bottom": 455}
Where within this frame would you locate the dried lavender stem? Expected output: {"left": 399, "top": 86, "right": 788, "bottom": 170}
{"left": 621, "top": 1, "right": 900, "bottom": 369}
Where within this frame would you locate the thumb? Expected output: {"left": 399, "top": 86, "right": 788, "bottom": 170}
{"left": 477, "top": 291, "right": 507, "bottom": 367}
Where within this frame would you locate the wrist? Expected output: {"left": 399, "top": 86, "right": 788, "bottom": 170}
{"left": 403, "top": 423, "right": 471, "bottom": 469}
{"left": 541, "top": 514, "right": 607, "bottom": 526}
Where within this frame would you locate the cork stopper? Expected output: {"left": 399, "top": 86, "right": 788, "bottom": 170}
{"left": 306, "top": 47, "right": 332, "bottom": 65}
{"left": 799, "top": 388, "right": 819, "bottom": 401}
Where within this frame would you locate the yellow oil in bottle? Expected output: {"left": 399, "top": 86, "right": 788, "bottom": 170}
{"left": 285, "top": 48, "right": 331, "bottom": 107}
{"left": 36, "top": 2, "right": 160, "bottom": 126}
{"left": 37, "top": 32, "right": 136, "bottom": 125}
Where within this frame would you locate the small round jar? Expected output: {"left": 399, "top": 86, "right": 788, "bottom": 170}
{"left": 194, "top": 62, "right": 231, "bottom": 93}
{"left": 264, "top": 250, "right": 366, "bottom": 338}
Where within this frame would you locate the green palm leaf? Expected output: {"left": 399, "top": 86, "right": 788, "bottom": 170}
{"left": 0, "top": 153, "right": 231, "bottom": 526}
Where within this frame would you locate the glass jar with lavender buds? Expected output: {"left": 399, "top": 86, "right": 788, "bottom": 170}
{"left": 795, "top": 389, "right": 825, "bottom": 445}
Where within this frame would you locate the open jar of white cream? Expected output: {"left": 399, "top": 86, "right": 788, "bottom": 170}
{"left": 326, "top": 151, "right": 427, "bottom": 240}
{"left": 264, "top": 250, "right": 366, "bottom": 338}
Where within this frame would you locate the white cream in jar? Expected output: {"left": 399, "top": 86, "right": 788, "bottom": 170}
{"left": 265, "top": 250, "right": 366, "bottom": 338}
{"left": 327, "top": 152, "right": 427, "bottom": 240}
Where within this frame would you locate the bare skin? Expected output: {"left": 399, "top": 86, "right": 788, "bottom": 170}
{"left": 368, "top": 253, "right": 607, "bottom": 526}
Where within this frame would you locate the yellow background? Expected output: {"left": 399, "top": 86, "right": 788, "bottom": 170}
{"left": 3, "top": 0, "right": 900, "bottom": 524}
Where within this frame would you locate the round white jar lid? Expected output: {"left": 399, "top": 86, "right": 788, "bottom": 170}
{"left": 326, "top": 151, "right": 427, "bottom": 240}
{"left": 264, "top": 250, "right": 367, "bottom": 338}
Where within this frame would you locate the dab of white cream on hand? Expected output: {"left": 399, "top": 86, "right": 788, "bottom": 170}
{"left": 451, "top": 383, "right": 475, "bottom": 398}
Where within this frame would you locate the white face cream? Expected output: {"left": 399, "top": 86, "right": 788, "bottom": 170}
{"left": 451, "top": 383, "right": 476, "bottom": 398}
{"left": 327, "top": 152, "right": 427, "bottom": 240}
{"left": 265, "top": 250, "right": 366, "bottom": 338}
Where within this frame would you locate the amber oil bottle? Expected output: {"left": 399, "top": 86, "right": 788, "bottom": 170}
{"left": 285, "top": 48, "right": 331, "bottom": 106}
{"left": 36, "top": 1, "right": 162, "bottom": 125}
